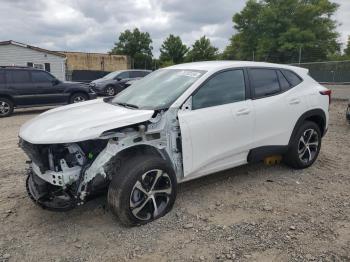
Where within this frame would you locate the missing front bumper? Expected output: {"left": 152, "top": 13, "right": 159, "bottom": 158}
{"left": 26, "top": 169, "right": 77, "bottom": 211}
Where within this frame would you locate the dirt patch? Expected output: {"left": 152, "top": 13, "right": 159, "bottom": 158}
{"left": 0, "top": 101, "right": 349, "bottom": 261}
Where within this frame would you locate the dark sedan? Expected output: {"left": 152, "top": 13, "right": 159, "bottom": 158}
{"left": 90, "top": 70, "right": 151, "bottom": 96}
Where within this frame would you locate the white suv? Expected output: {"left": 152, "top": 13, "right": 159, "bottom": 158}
{"left": 19, "top": 61, "right": 331, "bottom": 226}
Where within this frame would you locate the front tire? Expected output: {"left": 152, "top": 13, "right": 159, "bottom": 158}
{"left": 285, "top": 121, "right": 322, "bottom": 169}
{"left": 0, "top": 97, "right": 14, "bottom": 117}
{"left": 105, "top": 85, "right": 116, "bottom": 96}
{"left": 69, "top": 93, "right": 88, "bottom": 104}
{"left": 107, "top": 155, "right": 177, "bottom": 226}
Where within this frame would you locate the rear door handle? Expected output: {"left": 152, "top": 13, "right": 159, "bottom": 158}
{"left": 236, "top": 108, "right": 251, "bottom": 116}
{"left": 289, "top": 98, "right": 301, "bottom": 105}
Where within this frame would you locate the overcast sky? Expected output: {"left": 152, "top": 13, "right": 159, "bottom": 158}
{"left": 0, "top": 0, "right": 349, "bottom": 58}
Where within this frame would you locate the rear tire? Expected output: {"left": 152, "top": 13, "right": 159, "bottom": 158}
{"left": 284, "top": 121, "right": 321, "bottom": 169}
{"left": 0, "top": 97, "right": 14, "bottom": 117}
{"left": 69, "top": 93, "right": 88, "bottom": 104}
{"left": 107, "top": 155, "right": 177, "bottom": 226}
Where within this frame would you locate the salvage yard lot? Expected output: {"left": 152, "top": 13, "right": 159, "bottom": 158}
{"left": 0, "top": 100, "right": 349, "bottom": 261}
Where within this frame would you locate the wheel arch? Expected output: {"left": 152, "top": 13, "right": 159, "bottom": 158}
{"left": 0, "top": 94, "right": 15, "bottom": 106}
{"left": 69, "top": 91, "right": 89, "bottom": 102}
{"left": 108, "top": 144, "right": 175, "bottom": 176}
{"left": 289, "top": 109, "right": 327, "bottom": 146}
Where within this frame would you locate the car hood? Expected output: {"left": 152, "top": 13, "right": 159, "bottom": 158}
{"left": 19, "top": 99, "right": 154, "bottom": 144}
{"left": 91, "top": 78, "right": 115, "bottom": 85}
{"left": 61, "top": 81, "right": 90, "bottom": 89}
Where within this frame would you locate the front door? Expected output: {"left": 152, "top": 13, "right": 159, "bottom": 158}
{"left": 178, "top": 69, "right": 254, "bottom": 180}
{"left": 31, "top": 70, "right": 67, "bottom": 104}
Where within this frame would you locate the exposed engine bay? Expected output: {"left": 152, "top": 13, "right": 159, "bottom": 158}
{"left": 20, "top": 109, "right": 183, "bottom": 211}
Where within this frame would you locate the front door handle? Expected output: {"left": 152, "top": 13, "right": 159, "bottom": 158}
{"left": 236, "top": 108, "right": 251, "bottom": 116}
{"left": 289, "top": 98, "right": 301, "bottom": 105}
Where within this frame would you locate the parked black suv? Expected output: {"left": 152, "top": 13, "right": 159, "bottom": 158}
{"left": 90, "top": 69, "right": 151, "bottom": 96}
{"left": 0, "top": 66, "right": 97, "bottom": 117}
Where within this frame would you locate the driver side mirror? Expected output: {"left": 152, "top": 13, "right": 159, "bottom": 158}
{"left": 52, "top": 79, "right": 60, "bottom": 85}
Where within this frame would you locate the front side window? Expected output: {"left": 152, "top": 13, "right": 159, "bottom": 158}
{"left": 112, "top": 69, "right": 205, "bottom": 110}
{"left": 130, "top": 71, "right": 143, "bottom": 78}
{"left": 31, "top": 71, "right": 54, "bottom": 83}
{"left": 192, "top": 70, "right": 246, "bottom": 110}
{"left": 249, "top": 69, "right": 280, "bottom": 98}
{"left": 102, "top": 71, "right": 121, "bottom": 80}
{"left": 117, "top": 71, "right": 130, "bottom": 79}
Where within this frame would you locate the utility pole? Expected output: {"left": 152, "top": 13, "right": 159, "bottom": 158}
{"left": 253, "top": 51, "right": 255, "bottom": 61}
{"left": 298, "top": 46, "right": 302, "bottom": 65}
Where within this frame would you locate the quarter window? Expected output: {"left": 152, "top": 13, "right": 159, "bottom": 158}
{"left": 192, "top": 70, "right": 246, "bottom": 110}
{"left": 277, "top": 70, "right": 291, "bottom": 91}
{"left": 249, "top": 69, "right": 280, "bottom": 98}
{"left": 281, "top": 69, "right": 302, "bottom": 87}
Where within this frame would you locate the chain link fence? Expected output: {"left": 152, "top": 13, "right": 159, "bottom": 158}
{"left": 291, "top": 60, "right": 350, "bottom": 83}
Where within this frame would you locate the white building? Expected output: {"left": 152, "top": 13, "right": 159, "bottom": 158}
{"left": 0, "top": 40, "right": 66, "bottom": 80}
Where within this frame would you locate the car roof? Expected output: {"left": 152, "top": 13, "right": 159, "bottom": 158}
{"left": 167, "top": 61, "right": 308, "bottom": 75}
{"left": 116, "top": 69, "right": 152, "bottom": 72}
{"left": 0, "top": 66, "right": 42, "bottom": 71}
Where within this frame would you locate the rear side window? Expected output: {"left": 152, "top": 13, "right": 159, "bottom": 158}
{"left": 0, "top": 70, "right": 5, "bottom": 84}
{"left": 249, "top": 69, "right": 280, "bottom": 98}
{"left": 8, "top": 70, "right": 31, "bottom": 83}
{"left": 281, "top": 69, "right": 302, "bottom": 87}
{"left": 192, "top": 69, "right": 246, "bottom": 110}
{"left": 31, "top": 71, "right": 54, "bottom": 83}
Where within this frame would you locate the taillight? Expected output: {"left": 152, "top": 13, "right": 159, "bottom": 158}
{"left": 320, "top": 89, "right": 332, "bottom": 105}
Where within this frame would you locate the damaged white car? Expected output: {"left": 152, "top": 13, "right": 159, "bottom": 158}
{"left": 19, "top": 61, "right": 330, "bottom": 226}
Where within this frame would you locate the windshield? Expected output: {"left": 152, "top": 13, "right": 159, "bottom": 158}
{"left": 103, "top": 71, "right": 121, "bottom": 80}
{"left": 111, "top": 69, "right": 206, "bottom": 110}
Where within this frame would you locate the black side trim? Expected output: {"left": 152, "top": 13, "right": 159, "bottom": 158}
{"left": 288, "top": 109, "right": 327, "bottom": 146}
{"left": 247, "top": 146, "right": 288, "bottom": 163}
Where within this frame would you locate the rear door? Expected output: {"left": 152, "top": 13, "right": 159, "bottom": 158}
{"left": 31, "top": 70, "right": 67, "bottom": 104}
{"left": 6, "top": 70, "right": 36, "bottom": 106}
{"left": 248, "top": 68, "right": 307, "bottom": 148}
{"left": 178, "top": 69, "right": 254, "bottom": 179}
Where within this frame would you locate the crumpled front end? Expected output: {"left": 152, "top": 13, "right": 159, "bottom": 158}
{"left": 20, "top": 139, "right": 110, "bottom": 210}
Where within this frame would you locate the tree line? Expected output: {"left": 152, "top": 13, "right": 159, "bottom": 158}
{"left": 110, "top": 0, "right": 350, "bottom": 69}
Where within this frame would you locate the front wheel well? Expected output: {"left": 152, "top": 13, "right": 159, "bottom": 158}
{"left": 69, "top": 91, "right": 88, "bottom": 98}
{"left": 106, "top": 144, "right": 174, "bottom": 177}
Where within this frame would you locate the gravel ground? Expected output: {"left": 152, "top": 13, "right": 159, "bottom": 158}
{"left": 0, "top": 101, "right": 349, "bottom": 262}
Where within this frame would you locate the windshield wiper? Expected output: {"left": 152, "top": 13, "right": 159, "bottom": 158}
{"left": 115, "top": 102, "right": 139, "bottom": 109}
